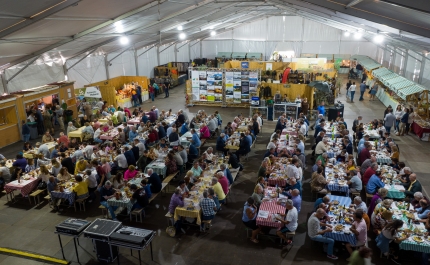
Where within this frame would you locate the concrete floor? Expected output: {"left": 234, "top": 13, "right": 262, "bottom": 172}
{"left": 0, "top": 80, "right": 429, "bottom": 265}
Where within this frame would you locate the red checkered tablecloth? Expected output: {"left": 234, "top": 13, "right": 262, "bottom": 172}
{"left": 4, "top": 177, "right": 40, "bottom": 196}
{"left": 256, "top": 199, "right": 285, "bottom": 228}
{"left": 267, "top": 178, "right": 287, "bottom": 187}
{"left": 100, "top": 130, "right": 119, "bottom": 140}
{"left": 127, "top": 118, "right": 141, "bottom": 125}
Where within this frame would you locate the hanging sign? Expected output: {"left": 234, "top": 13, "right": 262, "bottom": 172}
{"left": 84, "top": 87, "right": 102, "bottom": 98}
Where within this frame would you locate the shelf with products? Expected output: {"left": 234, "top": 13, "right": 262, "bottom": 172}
{"left": 273, "top": 103, "right": 299, "bottom": 119}
{"left": 250, "top": 106, "right": 268, "bottom": 120}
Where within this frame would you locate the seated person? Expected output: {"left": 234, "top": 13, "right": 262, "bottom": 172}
{"left": 251, "top": 185, "right": 264, "bottom": 207}
{"left": 347, "top": 169, "right": 362, "bottom": 193}
{"left": 411, "top": 192, "right": 430, "bottom": 209}
{"left": 307, "top": 208, "right": 337, "bottom": 260}
{"left": 99, "top": 181, "right": 119, "bottom": 221}
{"left": 72, "top": 175, "right": 89, "bottom": 200}
{"left": 313, "top": 195, "right": 331, "bottom": 212}
{"left": 414, "top": 199, "right": 430, "bottom": 221}
{"left": 366, "top": 171, "right": 385, "bottom": 194}
{"left": 345, "top": 211, "right": 368, "bottom": 259}
{"left": 310, "top": 166, "right": 328, "bottom": 194}
{"left": 276, "top": 199, "right": 298, "bottom": 246}
{"left": 130, "top": 184, "right": 149, "bottom": 211}
{"left": 283, "top": 177, "right": 301, "bottom": 195}
{"left": 242, "top": 197, "right": 261, "bottom": 243}
{"left": 404, "top": 174, "right": 422, "bottom": 199}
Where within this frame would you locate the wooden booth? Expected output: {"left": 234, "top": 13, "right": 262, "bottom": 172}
{"left": 0, "top": 82, "right": 77, "bottom": 148}
{"left": 85, "top": 76, "right": 149, "bottom": 109}
{"left": 258, "top": 83, "right": 315, "bottom": 110}
{"left": 0, "top": 95, "right": 22, "bottom": 148}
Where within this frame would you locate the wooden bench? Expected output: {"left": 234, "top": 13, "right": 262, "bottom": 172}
{"left": 29, "top": 189, "right": 45, "bottom": 205}
{"left": 165, "top": 211, "right": 174, "bottom": 226}
{"left": 162, "top": 171, "right": 179, "bottom": 193}
{"left": 99, "top": 205, "right": 108, "bottom": 218}
{"left": 74, "top": 196, "right": 89, "bottom": 211}
{"left": 130, "top": 208, "right": 144, "bottom": 223}
{"left": 201, "top": 219, "right": 212, "bottom": 232}
{"left": 2, "top": 190, "right": 15, "bottom": 202}
{"left": 148, "top": 183, "right": 168, "bottom": 204}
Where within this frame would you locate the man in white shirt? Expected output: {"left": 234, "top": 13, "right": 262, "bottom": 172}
{"left": 207, "top": 115, "right": 217, "bottom": 132}
{"left": 36, "top": 142, "right": 50, "bottom": 158}
{"left": 85, "top": 169, "right": 98, "bottom": 203}
{"left": 96, "top": 99, "right": 104, "bottom": 110}
{"left": 133, "top": 138, "right": 146, "bottom": 156}
{"left": 299, "top": 120, "right": 307, "bottom": 136}
{"left": 83, "top": 144, "right": 94, "bottom": 160}
{"left": 315, "top": 138, "right": 328, "bottom": 156}
{"left": 286, "top": 159, "right": 300, "bottom": 182}
{"left": 266, "top": 139, "right": 278, "bottom": 150}
{"left": 349, "top": 82, "right": 357, "bottom": 102}
{"left": 137, "top": 122, "right": 146, "bottom": 133}
{"left": 116, "top": 111, "right": 125, "bottom": 123}
{"left": 276, "top": 199, "right": 298, "bottom": 246}
{"left": 257, "top": 113, "right": 263, "bottom": 128}
{"left": 114, "top": 152, "right": 128, "bottom": 169}
{"left": 178, "top": 145, "right": 188, "bottom": 164}
{"left": 307, "top": 209, "right": 337, "bottom": 260}
{"left": 203, "top": 147, "right": 214, "bottom": 162}
{"left": 93, "top": 127, "right": 103, "bottom": 143}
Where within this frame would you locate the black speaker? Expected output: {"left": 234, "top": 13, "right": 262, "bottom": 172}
{"left": 327, "top": 104, "right": 344, "bottom": 122}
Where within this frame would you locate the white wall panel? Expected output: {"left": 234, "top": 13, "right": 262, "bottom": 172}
{"left": 138, "top": 47, "right": 158, "bottom": 78}
{"left": 206, "top": 30, "right": 232, "bottom": 40}
{"left": 107, "top": 50, "right": 136, "bottom": 78}
{"left": 201, "top": 40, "right": 232, "bottom": 59}
{"left": 405, "top": 50, "right": 421, "bottom": 82}
{"left": 190, "top": 41, "right": 201, "bottom": 60}
{"left": 303, "top": 19, "right": 340, "bottom": 41}
{"left": 177, "top": 43, "right": 189, "bottom": 62}
{"left": 267, "top": 16, "right": 303, "bottom": 41}
{"left": 159, "top": 44, "right": 175, "bottom": 65}
{"left": 421, "top": 57, "right": 430, "bottom": 87}
{"left": 393, "top": 49, "right": 405, "bottom": 74}
{"left": 232, "top": 19, "right": 267, "bottom": 40}
{"left": 302, "top": 41, "right": 339, "bottom": 54}
{"left": 67, "top": 56, "right": 106, "bottom": 88}
{"left": 7, "top": 61, "right": 65, "bottom": 92}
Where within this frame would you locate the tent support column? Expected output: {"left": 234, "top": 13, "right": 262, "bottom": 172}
{"left": 104, "top": 56, "right": 110, "bottom": 80}
{"left": 1, "top": 73, "right": 8, "bottom": 94}
{"left": 418, "top": 55, "right": 427, "bottom": 84}
{"left": 401, "top": 50, "right": 408, "bottom": 77}
{"left": 134, "top": 49, "right": 139, "bottom": 76}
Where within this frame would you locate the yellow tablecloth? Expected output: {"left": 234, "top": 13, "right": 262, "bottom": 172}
{"left": 68, "top": 126, "right": 85, "bottom": 141}
{"left": 174, "top": 207, "right": 202, "bottom": 225}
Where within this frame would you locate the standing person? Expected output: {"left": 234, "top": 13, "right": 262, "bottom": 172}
{"left": 55, "top": 105, "right": 65, "bottom": 131}
{"left": 359, "top": 81, "right": 366, "bottom": 101}
{"left": 349, "top": 82, "right": 357, "bottom": 103}
{"left": 369, "top": 82, "right": 378, "bottom": 101}
{"left": 397, "top": 108, "right": 409, "bottom": 136}
{"left": 384, "top": 109, "right": 396, "bottom": 134}
{"left": 164, "top": 80, "right": 170, "bottom": 98}
{"left": 199, "top": 190, "right": 216, "bottom": 232}
{"left": 149, "top": 84, "right": 155, "bottom": 102}
{"left": 136, "top": 83, "right": 143, "bottom": 105}
{"left": 301, "top": 98, "right": 309, "bottom": 115}
{"left": 407, "top": 107, "right": 415, "bottom": 135}
{"left": 317, "top": 101, "right": 325, "bottom": 118}
{"left": 393, "top": 105, "right": 404, "bottom": 133}
{"left": 43, "top": 110, "right": 54, "bottom": 135}
{"left": 21, "top": 120, "right": 30, "bottom": 142}
{"left": 153, "top": 82, "right": 159, "bottom": 97}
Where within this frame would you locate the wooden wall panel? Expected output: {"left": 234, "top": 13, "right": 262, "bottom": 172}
{"left": 0, "top": 124, "right": 20, "bottom": 148}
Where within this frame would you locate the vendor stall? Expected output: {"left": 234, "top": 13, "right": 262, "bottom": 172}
{"left": 85, "top": 76, "right": 149, "bottom": 109}
{"left": 0, "top": 95, "right": 22, "bottom": 148}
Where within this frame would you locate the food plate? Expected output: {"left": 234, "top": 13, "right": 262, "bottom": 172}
{"left": 413, "top": 236, "right": 424, "bottom": 243}
{"left": 338, "top": 181, "right": 346, "bottom": 185}
{"left": 334, "top": 225, "right": 344, "bottom": 232}
{"left": 332, "top": 200, "right": 339, "bottom": 205}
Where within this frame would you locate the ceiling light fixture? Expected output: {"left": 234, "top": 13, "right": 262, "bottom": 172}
{"left": 119, "top": 36, "right": 129, "bottom": 45}
{"left": 344, "top": 31, "right": 350, "bottom": 37}
{"left": 354, "top": 32, "right": 362, "bottom": 39}
{"left": 210, "top": 31, "right": 216, "bottom": 36}
{"left": 114, "top": 21, "right": 124, "bottom": 33}
{"left": 373, "top": 35, "right": 384, "bottom": 43}
{"left": 177, "top": 26, "right": 183, "bottom": 30}
{"left": 179, "top": 33, "right": 186, "bottom": 40}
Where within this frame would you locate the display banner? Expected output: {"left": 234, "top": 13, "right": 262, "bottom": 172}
{"left": 241, "top": 71, "right": 249, "bottom": 103}
{"left": 249, "top": 71, "right": 258, "bottom": 93}
{"left": 233, "top": 72, "right": 241, "bottom": 103}
{"left": 199, "top": 71, "right": 207, "bottom": 101}
{"left": 241, "top": 62, "right": 249, "bottom": 69}
{"left": 225, "top": 72, "right": 234, "bottom": 104}
{"left": 191, "top": 71, "right": 200, "bottom": 101}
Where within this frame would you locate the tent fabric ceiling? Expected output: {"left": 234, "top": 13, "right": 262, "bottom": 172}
{"left": 0, "top": 0, "right": 429, "bottom": 73}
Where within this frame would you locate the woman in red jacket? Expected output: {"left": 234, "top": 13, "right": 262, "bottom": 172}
{"left": 149, "top": 85, "right": 155, "bottom": 101}
{"left": 200, "top": 123, "right": 210, "bottom": 139}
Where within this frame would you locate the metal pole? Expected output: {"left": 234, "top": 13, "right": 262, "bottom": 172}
{"left": 157, "top": 46, "right": 160, "bottom": 66}
{"left": 174, "top": 44, "right": 178, "bottom": 62}
{"left": 104, "top": 56, "right": 110, "bottom": 80}
{"left": 188, "top": 42, "right": 192, "bottom": 62}
{"left": 1, "top": 73, "right": 8, "bottom": 94}
{"left": 418, "top": 55, "right": 427, "bottom": 84}
{"left": 200, "top": 41, "right": 203, "bottom": 58}
{"left": 62, "top": 64, "right": 68, "bottom": 79}
{"left": 401, "top": 49, "right": 408, "bottom": 77}
{"left": 390, "top": 46, "right": 397, "bottom": 71}
{"left": 137, "top": 45, "right": 156, "bottom": 58}
{"left": 134, "top": 49, "right": 139, "bottom": 76}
